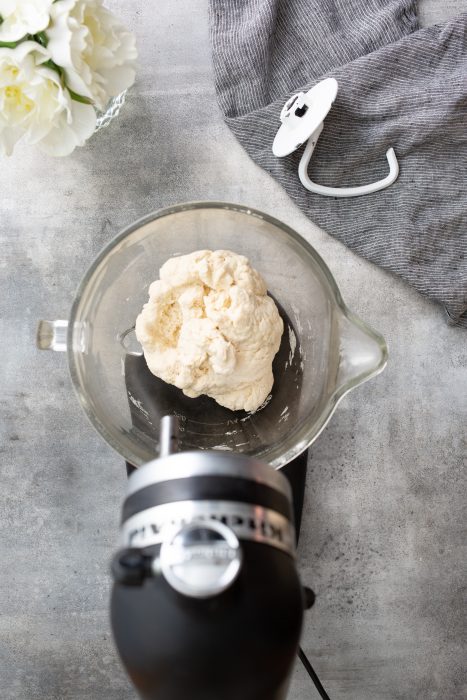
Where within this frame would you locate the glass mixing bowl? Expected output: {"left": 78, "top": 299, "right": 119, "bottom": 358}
{"left": 37, "top": 202, "right": 387, "bottom": 469}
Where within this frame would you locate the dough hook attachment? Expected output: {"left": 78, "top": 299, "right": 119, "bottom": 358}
{"left": 272, "top": 78, "right": 399, "bottom": 198}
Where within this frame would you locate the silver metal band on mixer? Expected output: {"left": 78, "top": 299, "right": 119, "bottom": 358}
{"left": 121, "top": 500, "right": 296, "bottom": 557}
{"left": 126, "top": 450, "right": 293, "bottom": 500}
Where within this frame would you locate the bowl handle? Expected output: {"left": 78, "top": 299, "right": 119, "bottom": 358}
{"left": 337, "top": 311, "right": 388, "bottom": 391}
{"left": 36, "top": 320, "right": 68, "bottom": 352}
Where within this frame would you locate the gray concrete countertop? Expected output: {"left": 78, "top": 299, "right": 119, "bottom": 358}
{"left": 1, "top": 2, "right": 465, "bottom": 698}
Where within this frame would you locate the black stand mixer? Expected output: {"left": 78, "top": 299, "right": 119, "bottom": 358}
{"left": 37, "top": 202, "right": 387, "bottom": 700}
{"left": 111, "top": 416, "right": 320, "bottom": 700}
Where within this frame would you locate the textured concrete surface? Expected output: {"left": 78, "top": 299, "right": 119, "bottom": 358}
{"left": 0, "top": 2, "right": 465, "bottom": 699}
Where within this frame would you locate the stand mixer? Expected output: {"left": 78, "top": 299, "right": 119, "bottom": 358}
{"left": 37, "top": 202, "right": 387, "bottom": 699}
{"left": 112, "top": 415, "right": 309, "bottom": 700}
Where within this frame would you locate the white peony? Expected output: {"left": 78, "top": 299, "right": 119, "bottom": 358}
{"left": 0, "top": 41, "right": 96, "bottom": 156}
{"left": 0, "top": 0, "right": 54, "bottom": 43}
{"left": 47, "top": 0, "right": 137, "bottom": 111}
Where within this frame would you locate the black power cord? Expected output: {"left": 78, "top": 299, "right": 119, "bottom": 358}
{"left": 298, "top": 646, "right": 331, "bottom": 700}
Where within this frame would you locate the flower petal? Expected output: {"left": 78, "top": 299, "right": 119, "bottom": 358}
{"left": 0, "top": 0, "right": 54, "bottom": 42}
{"left": 47, "top": 0, "right": 137, "bottom": 110}
{"left": 0, "top": 41, "right": 95, "bottom": 157}
{"left": 37, "top": 99, "right": 96, "bottom": 156}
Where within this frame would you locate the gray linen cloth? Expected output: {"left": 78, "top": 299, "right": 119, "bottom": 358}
{"left": 209, "top": 1, "right": 467, "bottom": 327}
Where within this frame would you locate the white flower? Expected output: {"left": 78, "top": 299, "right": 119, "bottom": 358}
{"left": 0, "top": 41, "right": 96, "bottom": 156}
{"left": 47, "top": 0, "right": 137, "bottom": 111}
{"left": 0, "top": 0, "right": 54, "bottom": 43}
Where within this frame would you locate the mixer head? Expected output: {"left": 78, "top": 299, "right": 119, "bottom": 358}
{"left": 111, "top": 416, "right": 305, "bottom": 700}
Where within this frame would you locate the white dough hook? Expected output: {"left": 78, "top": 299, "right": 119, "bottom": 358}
{"left": 272, "top": 78, "right": 399, "bottom": 198}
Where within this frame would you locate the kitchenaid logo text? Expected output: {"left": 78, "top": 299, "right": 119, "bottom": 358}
{"left": 128, "top": 513, "right": 285, "bottom": 545}
{"left": 122, "top": 501, "right": 295, "bottom": 555}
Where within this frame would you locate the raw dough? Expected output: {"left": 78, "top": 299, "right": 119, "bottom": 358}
{"left": 135, "top": 250, "right": 283, "bottom": 412}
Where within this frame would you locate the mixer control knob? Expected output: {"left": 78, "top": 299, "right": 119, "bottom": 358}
{"left": 303, "top": 586, "right": 316, "bottom": 609}
{"left": 112, "top": 548, "right": 148, "bottom": 586}
{"left": 158, "top": 520, "right": 242, "bottom": 599}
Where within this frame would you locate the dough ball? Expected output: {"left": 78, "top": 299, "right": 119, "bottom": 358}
{"left": 135, "top": 250, "right": 283, "bottom": 412}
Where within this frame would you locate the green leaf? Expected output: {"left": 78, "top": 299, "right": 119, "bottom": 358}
{"left": 68, "top": 89, "right": 93, "bottom": 105}
{"left": 40, "top": 59, "right": 68, "bottom": 91}
{"left": 35, "top": 31, "right": 49, "bottom": 48}
{"left": 0, "top": 41, "right": 19, "bottom": 48}
{"left": 42, "top": 59, "right": 63, "bottom": 76}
